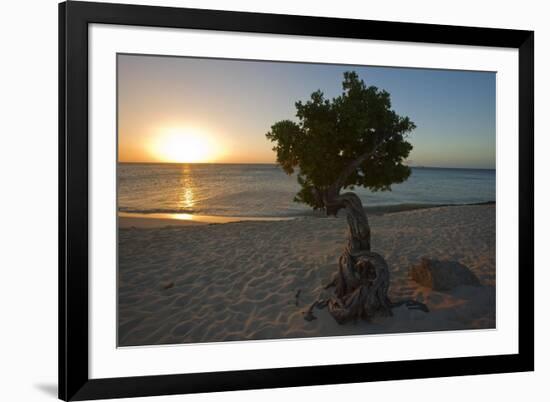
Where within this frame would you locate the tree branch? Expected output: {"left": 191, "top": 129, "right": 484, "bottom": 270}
{"left": 331, "top": 133, "right": 392, "bottom": 192}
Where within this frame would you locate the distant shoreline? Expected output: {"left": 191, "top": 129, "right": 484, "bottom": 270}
{"left": 118, "top": 201, "right": 495, "bottom": 228}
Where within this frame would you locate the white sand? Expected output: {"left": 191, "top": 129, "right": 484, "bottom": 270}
{"left": 118, "top": 204, "right": 495, "bottom": 346}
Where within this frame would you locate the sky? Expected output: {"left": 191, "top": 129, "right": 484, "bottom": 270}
{"left": 118, "top": 54, "right": 496, "bottom": 169}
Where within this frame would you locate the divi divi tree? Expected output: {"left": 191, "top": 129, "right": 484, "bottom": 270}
{"left": 266, "top": 71, "right": 416, "bottom": 323}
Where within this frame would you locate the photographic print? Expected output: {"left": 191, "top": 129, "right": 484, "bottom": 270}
{"left": 117, "top": 54, "right": 496, "bottom": 347}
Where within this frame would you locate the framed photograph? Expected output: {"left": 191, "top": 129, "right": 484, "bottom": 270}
{"left": 59, "top": 1, "right": 534, "bottom": 400}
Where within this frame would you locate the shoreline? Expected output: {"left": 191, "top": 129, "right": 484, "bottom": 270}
{"left": 118, "top": 212, "right": 296, "bottom": 228}
{"left": 119, "top": 201, "right": 496, "bottom": 228}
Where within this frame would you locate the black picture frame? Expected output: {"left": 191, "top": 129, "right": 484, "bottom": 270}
{"left": 59, "top": 1, "right": 534, "bottom": 400}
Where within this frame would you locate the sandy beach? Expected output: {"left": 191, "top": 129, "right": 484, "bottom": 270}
{"left": 118, "top": 204, "right": 495, "bottom": 346}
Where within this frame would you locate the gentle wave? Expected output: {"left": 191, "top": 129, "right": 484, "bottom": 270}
{"left": 118, "top": 201, "right": 496, "bottom": 218}
{"left": 118, "top": 207, "right": 198, "bottom": 215}
{"left": 118, "top": 206, "right": 322, "bottom": 218}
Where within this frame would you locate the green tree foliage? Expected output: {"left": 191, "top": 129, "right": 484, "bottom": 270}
{"left": 266, "top": 71, "right": 416, "bottom": 211}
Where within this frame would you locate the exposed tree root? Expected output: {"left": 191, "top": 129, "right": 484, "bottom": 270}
{"left": 303, "top": 192, "right": 428, "bottom": 324}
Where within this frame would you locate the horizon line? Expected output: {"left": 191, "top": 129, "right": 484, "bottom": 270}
{"left": 118, "top": 161, "right": 496, "bottom": 170}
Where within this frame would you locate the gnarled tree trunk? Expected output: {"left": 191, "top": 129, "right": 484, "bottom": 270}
{"left": 305, "top": 191, "right": 392, "bottom": 323}
{"left": 303, "top": 147, "right": 425, "bottom": 324}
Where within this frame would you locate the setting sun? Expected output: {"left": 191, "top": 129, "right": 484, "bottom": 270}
{"left": 154, "top": 128, "right": 215, "bottom": 163}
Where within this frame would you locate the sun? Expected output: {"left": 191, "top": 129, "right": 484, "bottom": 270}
{"left": 154, "top": 128, "right": 214, "bottom": 163}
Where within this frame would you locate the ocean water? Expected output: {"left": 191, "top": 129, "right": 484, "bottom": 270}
{"left": 118, "top": 163, "right": 495, "bottom": 218}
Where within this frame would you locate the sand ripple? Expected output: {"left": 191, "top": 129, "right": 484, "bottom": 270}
{"left": 118, "top": 205, "right": 495, "bottom": 346}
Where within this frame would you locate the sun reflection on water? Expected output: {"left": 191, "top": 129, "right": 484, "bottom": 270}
{"left": 170, "top": 213, "right": 193, "bottom": 221}
{"left": 177, "top": 164, "right": 195, "bottom": 211}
